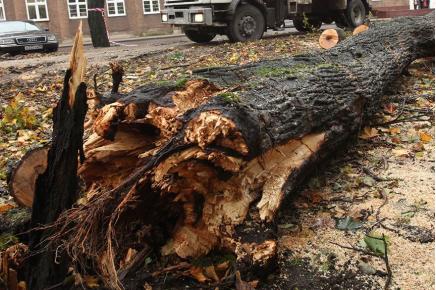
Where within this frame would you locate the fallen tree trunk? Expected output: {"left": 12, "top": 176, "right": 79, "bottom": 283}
{"left": 38, "top": 13, "right": 434, "bottom": 289}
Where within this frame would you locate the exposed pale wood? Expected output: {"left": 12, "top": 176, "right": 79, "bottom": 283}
{"left": 68, "top": 21, "right": 87, "bottom": 108}
{"left": 9, "top": 147, "right": 48, "bottom": 207}
{"left": 353, "top": 24, "right": 369, "bottom": 35}
{"left": 319, "top": 28, "right": 346, "bottom": 49}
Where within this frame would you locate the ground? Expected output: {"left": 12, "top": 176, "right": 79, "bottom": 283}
{"left": 0, "top": 26, "right": 434, "bottom": 290}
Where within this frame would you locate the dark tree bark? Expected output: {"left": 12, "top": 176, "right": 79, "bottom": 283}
{"left": 26, "top": 47, "right": 88, "bottom": 289}
{"left": 16, "top": 13, "right": 433, "bottom": 290}
{"left": 87, "top": 0, "right": 110, "bottom": 47}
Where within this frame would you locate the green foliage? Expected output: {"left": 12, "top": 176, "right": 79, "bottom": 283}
{"left": 256, "top": 63, "right": 338, "bottom": 78}
{"left": 256, "top": 66, "right": 295, "bottom": 77}
{"left": 218, "top": 92, "right": 240, "bottom": 103}
{"left": 0, "top": 233, "right": 19, "bottom": 251}
{"left": 289, "top": 257, "right": 303, "bottom": 266}
{"left": 0, "top": 95, "right": 37, "bottom": 133}
{"left": 360, "top": 232, "right": 389, "bottom": 256}
{"left": 175, "top": 77, "right": 189, "bottom": 89}
{"left": 302, "top": 13, "right": 320, "bottom": 33}
{"left": 169, "top": 51, "right": 185, "bottom": 62}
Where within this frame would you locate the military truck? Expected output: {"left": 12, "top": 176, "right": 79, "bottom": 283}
{"left": 161, "top": 0, "right": 369, "bottom": 43}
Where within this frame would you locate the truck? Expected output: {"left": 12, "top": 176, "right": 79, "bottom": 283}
{"left": 160, "top": 0, "right": 370, "bottom": 43}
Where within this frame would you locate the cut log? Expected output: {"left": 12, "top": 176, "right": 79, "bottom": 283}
{"left": 8, "top": 146, "right": 48, "bottom": 208}
{"left": 353, "top": 24, "right": 369, "bottom": 35}
{"left": 319, "top": 28, "right": 346, "bottom": 49}
{"left": 25, "top": 24, "right": 89, "bottom": 289}
{"left": 15, "top": 13, "right": 434, "bottom": 290}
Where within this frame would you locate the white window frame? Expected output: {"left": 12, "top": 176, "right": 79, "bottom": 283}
{"left": 25, "top": 0, "right": 49, "bottom": 21}
{"left": 106, "top": 0, "right": 126, "bottom": 17}
{"left": 67, "top": 0, "right": 88, "bottom": 19}
{"left": 0, "top": 0, "right": 5, "bottom": 20}
{"left": 143, "top": 0, "right": 160, "bottom": 14}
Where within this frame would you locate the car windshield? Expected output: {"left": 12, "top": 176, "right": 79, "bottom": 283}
{"left": 0, "top": 21, "right": 41, "bottom": 34}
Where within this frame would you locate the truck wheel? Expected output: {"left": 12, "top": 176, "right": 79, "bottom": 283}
{"left": 293, "top": 17, "right": 322, "bottom": 32}
{"left": 346, "top": 0, "right": 366, "bottom": 28}
{"left": 228, "top": 4, "right": 265, "bottom": 42}
{"left": 184, "top": 30, "right": 216, "bottom": 43}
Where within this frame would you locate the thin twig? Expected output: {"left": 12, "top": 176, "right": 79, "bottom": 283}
{"left": 362, "top": 166, "right": 395, "bottom": 182}
{"left": 330, "top": 242, "right": 380, "bottom": 258}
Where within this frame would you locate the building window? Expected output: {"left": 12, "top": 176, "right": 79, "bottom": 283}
{"left": 107, "top": 0, "right": 126, "bottom": 16}
{"left": 68, "top": 0, "right": 88, "bottom": 19}
{"left": 26, "top": 0, "right": 49, "bottom": 21}
{"left": 143, "top": 0, "right": 160, "bottom": 14}
{"left": 0, "top": 0, "right": 5, "bottom": 20}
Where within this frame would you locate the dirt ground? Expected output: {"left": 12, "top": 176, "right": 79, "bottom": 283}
{"left": 0, "top": 28, "right": 434, "bottom": 290}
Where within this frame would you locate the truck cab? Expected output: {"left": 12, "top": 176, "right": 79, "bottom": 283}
{"left": 161, "top": 0, "right": 370, "bottom": 43}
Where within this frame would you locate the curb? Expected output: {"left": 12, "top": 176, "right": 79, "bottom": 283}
{"left": 59, "top": 33, "right": 185, "bottom": 48}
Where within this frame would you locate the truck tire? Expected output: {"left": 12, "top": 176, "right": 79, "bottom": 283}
{"left": 293, "top": 17, "right": 322, "bottom": 32}
{"left": 227, "top": 4, "right": 265, "bottom": 42}
{"left": 184, "top": 30, "right": 216, "bottom": 43}
{"left": 346, "top": 0, "right": 366, "bottom": 28}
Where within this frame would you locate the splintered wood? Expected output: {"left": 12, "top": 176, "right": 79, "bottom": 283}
{"left": 68, "top": 21, "right": 87, "bottom": 108}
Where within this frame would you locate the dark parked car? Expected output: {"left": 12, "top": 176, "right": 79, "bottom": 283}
{"left": 0, "top": 21, "right": 58, "bottom": 55}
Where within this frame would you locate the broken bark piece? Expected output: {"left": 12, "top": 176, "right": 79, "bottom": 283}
{"left": 8, "top": 146, "right": 48, "bottom": 208}
{"left": 319, "top": 28, "right": 346, "bottom": 49}
{"left": 39, "top": 13, "right": 434, "bottom": 290}
{"left": 110, "top": 62, "right": 124, "bottom": 94}
{"left": 353, "top": 24, "right": 369, "bottom": 35}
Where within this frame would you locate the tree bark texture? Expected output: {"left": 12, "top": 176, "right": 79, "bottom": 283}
{"left": 45, "top": 13, "right": 434, "bottom": 289}
{"left": 87, "top": 0, "right": 110, "bottom": 48}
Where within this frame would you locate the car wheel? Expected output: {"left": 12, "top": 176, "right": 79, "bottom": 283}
{"left": 184, "top": 30, "right": 216, "bottom": 44}
{"left": 347, "top": 0, "right": 366, "bottom": 28}
{"left": 294, "top": 16, "right": 322, "bottom": 32}
{"left": 228, "top": 4, "right": 265, "bottom": 42}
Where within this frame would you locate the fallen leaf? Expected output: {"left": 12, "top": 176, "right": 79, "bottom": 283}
{"left": 392, "top": 149, "right": 410, "bottom": 157}
{"left": 419, "top": 132, "right": 432, "bottom": 143}
{"left": 83, "top": 275, "right": 99, "bottom": 288}
{"left": 336, "top": 216, "right": 362, "bottom": 231}
{"left": 189, "top": 266, "right": 208, "bottom": 283}
{"left": 383, "top": 103, "right": 397, "bottom": 114}
{"left": 359, "top": 127, "right": 379, "bottom": 140}
{"left": 412, "top": 142, "right": 425, "bottom": 152}
{"left": 388, "top": 127, "right": 401, "bottom": 135}
{"left": 362, "top": 176, "right": 376, "bottom": 187}
{"left": 0, "top": 203, "right": 15, "bottom": 214}
{"left": 361, "top": 233, "right": 388, "bottom": 256}
{"left": 235, "top": 271, "right": 257, "bottom": 290}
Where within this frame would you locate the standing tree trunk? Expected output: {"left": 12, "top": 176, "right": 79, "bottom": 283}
{"left": 88, "top": 0, "right": 110, "bottom": 47}
{"left": 26, "top": 26, "right": 88, "bottom": 290}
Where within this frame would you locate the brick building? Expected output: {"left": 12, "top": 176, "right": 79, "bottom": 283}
{"left": 0, "top": 0, "right": 172, "bottom": 41}
{"left": 0, "top": 0, "right": 431, "bottom": 42}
